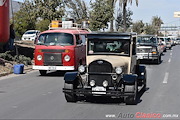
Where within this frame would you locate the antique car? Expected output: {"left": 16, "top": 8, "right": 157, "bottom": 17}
{"left": 137, "top": 35, "right": 162, "bottom": 64}
{"left": 63, "top": 33, "right": 147, "bottom": 105}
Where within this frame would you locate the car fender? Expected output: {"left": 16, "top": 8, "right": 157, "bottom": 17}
{"left": 64, "top": 71, "right": 78, "bottom": 83}
{"left": 123, "top": 74, "right": 138, "bottom": 84}
{"left": 137, "top": 65, "right": 146, "bottom": 80}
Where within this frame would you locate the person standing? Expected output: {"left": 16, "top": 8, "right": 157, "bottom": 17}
{"left": 9, "top": 24, "right": 15, "bottom": 50}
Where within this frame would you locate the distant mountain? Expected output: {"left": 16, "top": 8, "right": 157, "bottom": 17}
{"left": 10, "top": 1, "right": 22, "bottom": 18}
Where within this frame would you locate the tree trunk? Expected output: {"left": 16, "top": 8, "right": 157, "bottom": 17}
{"left": 123, "top": 2, "right": 127, "bottom": 32}
{"left": 110, "top": 0, "right": 114, "bottom": 32}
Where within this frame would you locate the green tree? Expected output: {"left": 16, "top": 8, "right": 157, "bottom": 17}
{"left": 33, "top": 0, "right": 65, "bottom": 20}
{"left": 35, "top": 19, "right": 50, "bottom": 32}
{"left": 116, "top": 8, "right": 133, "bottom": 31}
{"left": 89, "top": 0, "right": 114, "bottom": 31}
{"left": 13, "top": 0, "right": 65, "bottom": 38}
{"left": 144, "top": 23, "right": 156, "bottom": 35}
{"left": 14, "top": 1, "right": 36, "bottom": 39}
{"left": 64, "top": 0, "right": 88, "bottom": 23}
{"left": 132, "top": 20, "right": 144, "bottom": 34}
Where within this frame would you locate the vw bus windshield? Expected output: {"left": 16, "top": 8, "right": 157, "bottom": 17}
{"left": 88, "top": 39, "right": 130, "bottom": 55}
{"left": 37, "top": 33, "right": 74, "bottom": 46}
{"left": 137, "top": 36, "right": 157, "bottom": 44}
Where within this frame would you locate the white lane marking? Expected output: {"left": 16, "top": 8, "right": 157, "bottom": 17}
{"left": 170, "top": 53, "right": 172, "bottom": 56}
{"left": 163, "top": 72, "right": 169, "bottom": 84}
{"left": 168, "top": 58, "right": 171, "bottom": 63}
{"left": 12, "top": 106, "right": 18, "bottom": 108}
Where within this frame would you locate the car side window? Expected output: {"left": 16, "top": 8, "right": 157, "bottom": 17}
{"left": 76, "top": 35, "right": 82, "bottom": 45}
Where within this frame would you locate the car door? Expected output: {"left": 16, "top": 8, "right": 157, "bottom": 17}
{"left": 74, "top": 34, "right": 84, "bottom": 68}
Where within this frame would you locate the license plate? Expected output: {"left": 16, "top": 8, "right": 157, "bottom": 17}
{"left": 92, "top": 86, "right": 106, "bottom": 94}
{"left": 48, "top": 66, "right": 56, "bottom": 70}
{"left": 137, "top": 55, "right": 143, "bottom": 59}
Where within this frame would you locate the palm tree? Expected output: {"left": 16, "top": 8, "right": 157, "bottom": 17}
{"left": 109, "top": 0, "right": 116, "bottom": 32}
{"left": 113, "top": 0, "right": 138, "bottom": 32}
{"left": 152, "top": 16, "right": 163, "bottom": 35}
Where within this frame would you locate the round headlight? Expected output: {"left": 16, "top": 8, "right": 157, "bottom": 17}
{"left": 64, "top": 55, "right": 70, "bottom": 62}
{"left": 115, "top": 67, "right": 123, "bottom": 74}
{"left": 90, "top": 80, "right": 95, "bottom": 87}
{"left": 78, "top": 65, "right": 85, "bottom": 73}
{"left": 37, "top": 55, "right": 42, "bottom": 61}
{"left": 103, "top": 80, "right": 108, "bottom": 87}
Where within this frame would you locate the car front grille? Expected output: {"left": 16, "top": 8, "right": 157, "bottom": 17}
{"left": 88, "top": 60, "right": 113, "bottom": 86}
{"left": 44, "top": 53, "right": 62, "bottom": 66}
{"left": 88, "top": 60, "right": 112, "bottom": 73}
{"left": 137, "top": 48, "right": 152, "bottom": 53}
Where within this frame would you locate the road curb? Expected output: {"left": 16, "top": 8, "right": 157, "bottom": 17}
{"left": 0, "top": 65, "right": 33, "bottom": 77}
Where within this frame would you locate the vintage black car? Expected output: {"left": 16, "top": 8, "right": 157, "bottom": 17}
{"left": 63, "top": 33, "right": 147, "bottom": 105}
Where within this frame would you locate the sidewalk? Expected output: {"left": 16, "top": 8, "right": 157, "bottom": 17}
{"left": 0, "top": 65, "right": 33, "bottom": 77}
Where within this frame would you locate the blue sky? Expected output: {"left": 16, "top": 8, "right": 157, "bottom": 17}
{"left": 15, "top": 0, "right": 180, "bottom": 26}
{"left": 128, "top": 0, "right": 180, "bottom": 25}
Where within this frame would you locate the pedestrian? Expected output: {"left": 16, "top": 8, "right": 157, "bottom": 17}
{"left": 9, "top": 23, "right": 15, "bottom": 50}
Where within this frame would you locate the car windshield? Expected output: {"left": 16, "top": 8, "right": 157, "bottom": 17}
{"left": 165, "top": 38, "right": 171, "bottom": 42}
{"left": 88, "top": 39, "right": 130, "bottom": 55}
{"left": 37, "top": 33, "right": 74, "bottom": 46}
{"left": 25, "top": 31, "right": 37, "bottom": 34}
{"left": 137, "top": 36, "right": 157, "bottom": 44}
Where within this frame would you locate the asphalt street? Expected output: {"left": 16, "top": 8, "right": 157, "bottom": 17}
{"left": 0, "top": 46, "right": 180, "bottom": 120}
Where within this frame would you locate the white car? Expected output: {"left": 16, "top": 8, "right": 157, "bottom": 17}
{"left": 21, "top": 30, "right": 40, "bottom": 41}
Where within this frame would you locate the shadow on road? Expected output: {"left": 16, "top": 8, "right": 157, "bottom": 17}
{"left": 78, "top": 87, "right": 149, "bottom": 105}
{"left": 137, "top": 87, "right": 150, "bottom": 104}
{"left": 38, "top": 71, "right": 66, "bottom": 77}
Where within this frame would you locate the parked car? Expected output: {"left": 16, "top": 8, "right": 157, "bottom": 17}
{"left": 63, "top": 32, "right": 147, "bottom": 105}
{"left": 158, "top": 37, "right": 172, "bottom": 50}
{"left": 176, "top": 38, "right": 180, "bottom": 45}
{"left": 21, "top": 30, "right": 40, "bottom": 41}
{"left": 137, "top": 35, "right": 162, "bottom": 64}
{"left": 157, "top": 38, "right": 166, "bottom": 53}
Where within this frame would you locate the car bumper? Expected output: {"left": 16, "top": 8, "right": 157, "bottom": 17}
{"left": 137, "top": 53, "right": 159, "bottom": 60}
{"left": 166, "top": 45, "right": 171, "bottom": 48}
{"left": 32, "top": 65, "right": 75, "bottom": 71}
{"left": 63, "top": 87, "right": 135, "bottom": 97}
{"left": 22, "top": 37, "right": 36, "bottom": 41}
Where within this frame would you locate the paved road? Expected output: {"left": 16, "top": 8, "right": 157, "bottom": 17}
{"left": 0, "top": 46, "right": 180, "bottom": 119}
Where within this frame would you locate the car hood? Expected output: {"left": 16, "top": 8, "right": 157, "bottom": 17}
{"left": 87, "top": 55, "right": 129, "bottom": 68}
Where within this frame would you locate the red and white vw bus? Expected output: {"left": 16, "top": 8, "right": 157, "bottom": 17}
{"left": 33, "top": 21, "right": 90, "bottom": 75}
